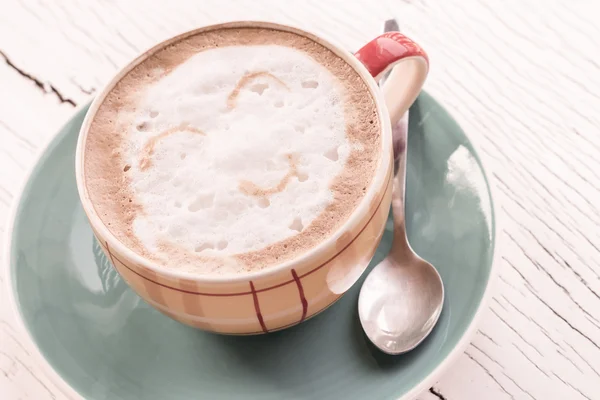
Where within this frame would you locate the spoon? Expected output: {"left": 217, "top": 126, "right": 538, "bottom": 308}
{"left": 357, "top": 20, "right": 445, "bottom": 355}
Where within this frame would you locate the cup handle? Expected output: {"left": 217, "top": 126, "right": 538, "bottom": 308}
{"left": 354, "top": 32, "right": 429, "bottom": 125}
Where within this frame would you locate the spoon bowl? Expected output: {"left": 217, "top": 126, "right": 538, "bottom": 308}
{"left": 358, "top": 225, "right": 444, "bottom": 354}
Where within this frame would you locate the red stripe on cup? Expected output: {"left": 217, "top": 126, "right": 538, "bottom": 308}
{"left": 249, "top": 281, "right": 268, "bottom": 333}
{"left": 291, "top": 268, "right": 308, "bottom": 322}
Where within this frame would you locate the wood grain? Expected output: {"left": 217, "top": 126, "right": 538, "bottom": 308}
{"left": 1, "top": 0, "right": 599, "bottom": 399}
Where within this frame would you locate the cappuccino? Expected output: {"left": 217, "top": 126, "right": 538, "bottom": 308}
{"left": 82, "top": 26, "right": 381, "bottom": 275}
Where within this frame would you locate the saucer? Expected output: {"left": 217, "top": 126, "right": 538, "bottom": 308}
{"left": 5, "top": 91, "right": 497, "bottom": 400}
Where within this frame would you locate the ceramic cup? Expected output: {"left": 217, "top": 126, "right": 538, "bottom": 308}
{"left": 75, "top": 21, "right": 428, "bottom": 335}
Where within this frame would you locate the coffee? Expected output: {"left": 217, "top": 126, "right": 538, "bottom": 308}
{"left": 82, "top": 26, "right": 381, "bottom": 275}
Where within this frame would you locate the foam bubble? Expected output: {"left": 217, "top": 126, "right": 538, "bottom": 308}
{"left": 125, "top": 45, "right": 350, "bottom": 270}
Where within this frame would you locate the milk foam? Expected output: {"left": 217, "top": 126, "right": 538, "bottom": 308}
{"left": 124, "top": 45, "right": 351, "bottom": 265}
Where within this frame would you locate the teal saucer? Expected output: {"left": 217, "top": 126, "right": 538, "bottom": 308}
{"left": 6, "top": 91, "right": 496, "bottom": 400}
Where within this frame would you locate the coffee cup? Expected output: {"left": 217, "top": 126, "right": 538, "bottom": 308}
{"left": 76, "top": 21, "right": 428, "bottom": 334}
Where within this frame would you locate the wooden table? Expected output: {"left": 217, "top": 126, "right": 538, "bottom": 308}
{"left": 1, "top": 1, "right": 599, "bottom": 399}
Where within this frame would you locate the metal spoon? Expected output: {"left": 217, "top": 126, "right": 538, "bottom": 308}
{"left": 357, "top": 20, "right": 445, "bottom": 355}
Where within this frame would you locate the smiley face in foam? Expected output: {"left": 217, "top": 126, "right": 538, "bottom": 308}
{"left": 125, "top": 45, "right": 352, "bottom": 271}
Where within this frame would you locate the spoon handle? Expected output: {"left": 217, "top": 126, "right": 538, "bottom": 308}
{"left": 390, "top": 112, "right": 411, "bottom": 252}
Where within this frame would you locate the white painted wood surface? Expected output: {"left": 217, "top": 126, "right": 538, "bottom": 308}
{"left": 1, "top": 0, "right": 599, "bottom": 398}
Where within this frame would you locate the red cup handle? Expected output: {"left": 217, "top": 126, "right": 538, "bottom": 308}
{"left": 355, "top": 32, "right": 429, "bottom": 124}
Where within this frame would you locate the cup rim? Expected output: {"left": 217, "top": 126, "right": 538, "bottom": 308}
{"left": 75, "top": 20, "right": 394, "bottom": 284}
